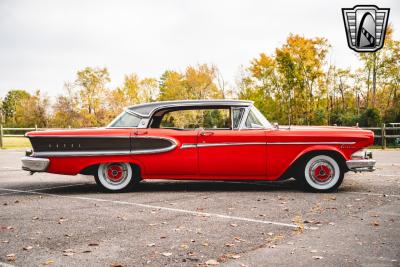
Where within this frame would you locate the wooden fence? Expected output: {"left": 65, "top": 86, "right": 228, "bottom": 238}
{"left": 0, "top": 124, "right": 399, "bottom": 149}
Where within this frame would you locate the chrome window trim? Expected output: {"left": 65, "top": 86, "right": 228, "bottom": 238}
{"left": 127, "top": 100, "right": 253, "bottom": 118}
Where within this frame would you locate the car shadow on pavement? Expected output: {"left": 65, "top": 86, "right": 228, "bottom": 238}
{"left": 3, "top": 179, "right": 308, "bottom": 196}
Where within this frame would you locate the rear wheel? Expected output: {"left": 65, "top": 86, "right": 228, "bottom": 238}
{"left": 298, "top": 154, "right": 344, "bottom": 192}
{"left": 94, "top": 162, "right": 138, "bottom": 192}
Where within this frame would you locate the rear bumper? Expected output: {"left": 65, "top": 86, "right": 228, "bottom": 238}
{"left": 21, "top": 156, "right": 50, "bottom": 172}
{"left": 346, "top": 159, "right": 376, "bottom": 172}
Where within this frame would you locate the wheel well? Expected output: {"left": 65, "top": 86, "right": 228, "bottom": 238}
{"left": 279, "top": 150, "right": 348, "bottom": 180}
{"left": 79, "top": 163, "right": 142, "bottom": 179}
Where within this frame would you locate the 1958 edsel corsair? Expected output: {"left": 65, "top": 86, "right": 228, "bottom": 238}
{"left": 22, "top": 100, "right": 375, "bottom": 192}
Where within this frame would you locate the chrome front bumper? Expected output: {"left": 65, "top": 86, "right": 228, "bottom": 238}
{"left": 21, "top": 156, "right": 50, "bottom": 172}
{"left": 346, "top": 159, "right": 376, "bottom": 172}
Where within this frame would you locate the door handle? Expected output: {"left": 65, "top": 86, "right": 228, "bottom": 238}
{"left": 134, "top": 130, "right": 148, "bottom": 136}
{"left": 200, "top": 131, "right": 214, "bottom": 136}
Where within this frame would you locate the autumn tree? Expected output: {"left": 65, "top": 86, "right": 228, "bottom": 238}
{"left": 159, "top": 64, "right": 224, "bottom": 101}
{"left": 2, "top": 90, "right": 31, "bottom": 126}
{"left": 14, "top": 90, "right": 49, "bottom": 127}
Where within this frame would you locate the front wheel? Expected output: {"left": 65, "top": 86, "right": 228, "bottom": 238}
{"left": 298, "top": 154, "right": 344, "bottom": 192}
{"left": 94, "top": 162, "right": 138, "bottom": 192}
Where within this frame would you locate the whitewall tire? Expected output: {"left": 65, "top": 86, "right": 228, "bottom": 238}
{"left": 95, "top": 162, "right": 136, "bottom": 192}
{"left": 300, "top": 154, "right": 344, "bottom": 192}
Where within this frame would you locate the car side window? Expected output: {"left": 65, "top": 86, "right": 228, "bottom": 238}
{"left": 109, "top": 111, "right": 141, "bottom": 127}
{"left": 232, "top": 108, "right": 245, "bottom": 129}
{"left": 160, "top": 109, "right": 231, "bottom": 130}
{"left": 245, "top": 110, "right": 264, "bottom": 129}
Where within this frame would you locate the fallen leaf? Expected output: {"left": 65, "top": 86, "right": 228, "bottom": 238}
{"left": 372, "top": 221, "right": 380, "bottom": 226}
{"left": 205, "top": 259, "right": 219, "bottom": 265}
{"left": 6, "top": 254, "right": 16, "bottom": 261}
{"left": 312, "top": 256, "right": 323, "bottom": 260}
{"left": 23, "top": 246, "right": 33, "bottom": 251}
{"left": 230, "top": 223, "right": 238, "bottom": 227}
{"left": 147, "top": 243, "right": 155, "bottom": 247}
{"left": 310, "top": 250, "right": 318, "bottom": 253}
{"left": 82, "top": 250, "right": 91, "bottom": 253}
{"left": 88, "top": 242, "right": 99, "bottom": 246}
{"left": 63, "top": 252, "right": 74, "bottom": 256}
{"left": 225, "top": 243, "right": 234, "bottom": 247}
{"left": 43, "top": 259, "right": 54, "bottom": 265}
{"left": 32, "top": 216, "right": 39, "bottom": 220}
{"left": 180, "top": 244, "right": 188, "bottom": 249}
{"left": 2, "top": 240, "right": 9, "bottom": 243}
{"left": 111, "top": 262, "right": 123, "bottom": 267}
{"left": 229, "top": 254, "right": 240, "bottom": 259}
{"left": 161, "top": 252, "right": 172, "bottom": 257}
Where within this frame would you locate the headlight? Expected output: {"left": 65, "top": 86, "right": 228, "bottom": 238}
{"left": 351, "top": 149, "right": 372, "bottom": 159}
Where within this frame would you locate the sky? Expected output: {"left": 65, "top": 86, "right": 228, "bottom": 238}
{"left": 0, "top": 0, "right": 399, "bottom": 98}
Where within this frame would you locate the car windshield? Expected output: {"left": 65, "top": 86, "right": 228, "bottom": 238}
{"left": 108, "top": 111, "right": 142, "bottom": 127}
{"left": 247, "top": 106, "right": 272, "bottom": 128}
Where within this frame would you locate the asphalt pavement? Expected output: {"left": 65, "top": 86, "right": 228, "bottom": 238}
{"left": 0, "top": 150, "right": 399, "bottom": 266}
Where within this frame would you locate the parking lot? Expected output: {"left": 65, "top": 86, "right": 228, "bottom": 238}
{"left": 0, "top": 150, "right": 399, "bottom": 266}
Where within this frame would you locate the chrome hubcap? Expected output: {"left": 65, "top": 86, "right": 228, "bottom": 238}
{"left": 309, "top": 159, "right": 335, "bottom": 185}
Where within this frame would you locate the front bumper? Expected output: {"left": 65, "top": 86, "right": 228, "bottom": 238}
{"left": 346, "top": 159, "right": 376, "bottom": 172}
{"left": 21, "top": 156, "right": 50, "bottom": 172}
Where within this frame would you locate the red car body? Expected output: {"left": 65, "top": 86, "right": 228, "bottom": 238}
{"left": 22, "top": 100, "right": 375, "bottom": 192}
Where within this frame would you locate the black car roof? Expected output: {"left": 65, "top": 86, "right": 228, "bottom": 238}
{"left": 127, "top": 100, "right": 253, "bottom": 117}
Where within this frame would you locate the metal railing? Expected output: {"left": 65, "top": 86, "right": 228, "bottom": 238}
{"left": 0, "top": 124, "right": 399, "bottom": 149}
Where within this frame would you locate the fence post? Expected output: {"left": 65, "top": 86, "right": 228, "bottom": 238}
{"left": 0, "top": 124, "right": 3, "bottom": 149}
{"left": 35, "top": 124, "right": 38, "bottom": 131}
{"left": 381, "top": 123, "right": 386, "bottom": 149}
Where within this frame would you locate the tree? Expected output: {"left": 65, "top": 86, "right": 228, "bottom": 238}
{"left": 75, "top": 67, "right": 110, "bottom": 126}
{"left": 2, "top": 90, "right": 30, "bottom": 126}
{"left": 14, "top": 90, "right": 49, "bottom": 127}
{"left": 159, "top": 64, "right": 224, "bottom": 101}
{"left": 52, "top": 83, "right": 81, "bottom": 128}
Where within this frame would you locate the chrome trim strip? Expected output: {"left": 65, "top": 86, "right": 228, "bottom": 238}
{"left": 33, "top": 150, "right": 132, "bottom": 157}
{"left": 198, "top": 142, "right": 266, "bottom": 148}
{"left": 28, "top": 135, "right": 130, "bottom": 138}
{"left": 266, "top": 141, "right": 356, "bottom": 145}
{"left": 180, "top": 141, "right": 356, "bottom": 149}
{"left": 181, "top": 144, "right": 197, "bottom": 149}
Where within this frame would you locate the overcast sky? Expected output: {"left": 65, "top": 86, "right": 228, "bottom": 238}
{"left": 0, "top": 0, "right": 399, "bottom": 98}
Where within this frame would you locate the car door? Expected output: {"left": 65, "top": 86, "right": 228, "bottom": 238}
{"left": 197, "top": 108, "right": 267, "bottom": 179}
{"left": 130, "top": 128, "right": 198, "bottom": 178}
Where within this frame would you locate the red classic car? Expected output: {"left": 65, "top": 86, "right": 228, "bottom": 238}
{"left": 22, "top": 100, "right": 375, "bottom": 192}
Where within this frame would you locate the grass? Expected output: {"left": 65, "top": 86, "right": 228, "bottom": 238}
{"left": 1, "top": 137, "right": 32, "bottom": 149}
